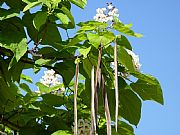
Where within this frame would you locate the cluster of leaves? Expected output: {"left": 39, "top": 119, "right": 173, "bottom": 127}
{"left": 0, "top": 0, "right": 163, "bottom": 135}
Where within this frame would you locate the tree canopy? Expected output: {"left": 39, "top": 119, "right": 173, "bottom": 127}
{"left": 0, "top": 0, "right": 163, "bottom": 135}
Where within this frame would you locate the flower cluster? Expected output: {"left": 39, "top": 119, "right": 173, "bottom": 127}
{"left": 72, "top": 119, "right": 91, "bottom": 135}
{"left": 93, "top": 2, "right": 119, "bottom": 23}
{"left": 126, "top": 49, "right": 141, "bottom": 71}
{"left": 40, "top": 69, "right": 61, "bottom": 87}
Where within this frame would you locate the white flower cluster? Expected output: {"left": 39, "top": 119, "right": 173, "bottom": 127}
{"left": 126, "top": 49, "right": 141, "bottom": 71}
{"left": 72, "top": 119, "right": 91, "bottom": 135}
{"left": 40, "top": 69, "right": 61, "bottom": 87}
{"left": 93, "top": 2, "right": 119, "bottom": 23}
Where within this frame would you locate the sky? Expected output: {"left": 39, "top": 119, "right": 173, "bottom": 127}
{"left": 2, "top": 0, "right": 178, "bottom": 134}
{"left": 70, "top": 0, "right": 180, "bottom": 135}
{"left": 25, "top": 0, "right": 180, "bottom": 134}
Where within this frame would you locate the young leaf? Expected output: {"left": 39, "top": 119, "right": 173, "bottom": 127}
{"left": 79, "top": 46, "right": 91, "bottom": 58}
{"left": 20, "top": 74, "right": 33, "bottom": 83}
{"left": 23, "top": 1, "right": 42, "bottom": 12}
{"left": 56, "top": 13, "right": 69, "bottom": 25}
{"left": 61, "top": 6, "right": 75, "bottom": 27}
{"left": 0, "top": 8, "right": 19, "bottom": 21}
{"left": 69, "top": 0, "right": 87, "bottom": 9}
{"left": 113, "top": 21, "right": 143, "bottom": 38}
{"left": 33, "top": 11, "right": 47, "bottom": 31}
{"left": 87, "top": 33, "right": 100, "bottom": 49}
{"left": 35, "top": 58, "right": 52, "bottom": 66}
{"left": 51, "top": 130, "right": 71, "bottom": 135}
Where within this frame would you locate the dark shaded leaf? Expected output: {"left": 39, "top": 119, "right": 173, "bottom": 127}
{"left": 119, "top": 89, "right": 142, "bottom": 126}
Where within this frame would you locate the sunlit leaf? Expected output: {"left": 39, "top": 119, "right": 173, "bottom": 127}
{"left": 23, "top": 1, "right": 42, "bottom": 12}
{"left": 130, "top": 78, "right": 164, "bottom": 105}
{"left": 33, "top": 11, "right": 47, "bottom": 30}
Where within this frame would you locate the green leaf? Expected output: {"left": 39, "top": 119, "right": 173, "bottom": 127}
{"left": 119, "top": 89, "right": 142, "bottom": 126}
{"left": 0, "top": 8, "right": 19, "bottom": 21}
{"left": 42, "top": 94, "right": 65, "bottom": 107}
{"left": 87, "top": 32, "right": 115, "bottom": 49}
{"left": 60, "top": 6, "right": 75, "bottom": 27}
{"left": 19, "top": 83, "right": 32, "bottom": 93}
{"left": 22, "top": 0, "right": 37, "bottom": 4}
{"left": 130, "top": 79, "right": 164, "bottom": 105}
{"left": 51, "top": 130, "right": 71, "bottom": 135}
{"left": 10, "top": 61, "right": 25, "bottom": 82}
{"left": 68, "top": 33, "right": 87, "bottom": 47}
{"left": 33, "top": 11, "right": 47, "bottom": 30}
{"left": 101, "top": 32, "right": 115, "bottom": 46}
{"left": 113, "top": 21, "right": 142, "bottom": 38}
{"left": 0, "top": 17, "right": 27, "bottom": 69}
{"left": 20, "top": 74, "right": 33, "bottom": 83}
{"left": 36, "top": 82, "right": 64, "bottom": 93}
{"left": 41, "top": 23, "right": 62, "bottom": 48}
{"left": 131, "top": 72, "right": 160, "bottom": 85}
{"left": 35, "top": 58, "right": 52, "bottom": 66}
{"left": 82, "top": 58, "right": 92, "bottom": 78}
{"left": 23, "top": 1, "right": 42, "bottom": 12}
{"left": 87, "top": 33, "right": 100, "bottom": 48}
{"left": 118, "top": 46, "right": 135, "bottom": 71}
{"left": 54, "top": 61, "right": 75, "bottom": 87}
{"left": 56, "top": 13, "right": 69, "bottom": 25}
{"left": 36, "top": 82, "right": 49, "bottom": 92}
{"left": 79, "top": 46, "right": 91, "bottom": 58}
{"left": 116, "top": 35, "right": 132, "bottom": 50}
{"left": 112, "top": 121, "right": 135, "bottom": 135}
{"left": 69, "top": 0, "right": 87, "bottom": 9}
{"left": 0, "top": 63, "right": 18, "bottom": 106}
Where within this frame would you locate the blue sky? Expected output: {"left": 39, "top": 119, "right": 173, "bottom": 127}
{"left": 70, "top": 0, "right": 180, "bottom": 134}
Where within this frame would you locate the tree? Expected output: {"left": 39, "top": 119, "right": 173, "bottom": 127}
{"left": 0, "top": 0, "right": 163, "bottom": 135}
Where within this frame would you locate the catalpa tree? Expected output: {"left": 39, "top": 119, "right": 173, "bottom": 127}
{"left": 0, "top": 0, "right": 164, "bottom": 135}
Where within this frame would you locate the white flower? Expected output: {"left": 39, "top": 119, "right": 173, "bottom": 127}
{"left": 94, "top": 3, "right": 119, "bottom": 23}
{"left": 40, "top": 69, "right": 61, "bottom": 87}
{"left": 96, "top": 8, "right": 104, "bottom": 14}
{"left": 126, "top": 49, "right": 141, "bottom": 71}
{"left": 107, "top": 4, "right": 113, "bottom": 10}
{"left": 101, "top": 7, "right": 107, "bottom": 12}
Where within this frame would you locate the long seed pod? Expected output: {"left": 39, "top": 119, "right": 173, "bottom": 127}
{"left": 94, "top": 46, "right": 102, "bottom": 128}
{"left": 102, "top": 75, "right": 111, "bottom": 135}
{"left": 90, "top": 66, "right": 96, "bottom": 135}
{"left": 74, "top": 63, "right": 79, "bottom": 135}
{"left": 114, "top": 39, "right": 119, "bottom": 131}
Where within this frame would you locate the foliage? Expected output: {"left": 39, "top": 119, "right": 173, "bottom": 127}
{"left": 0, "top": 0, "right": 163, "bottom": 135}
